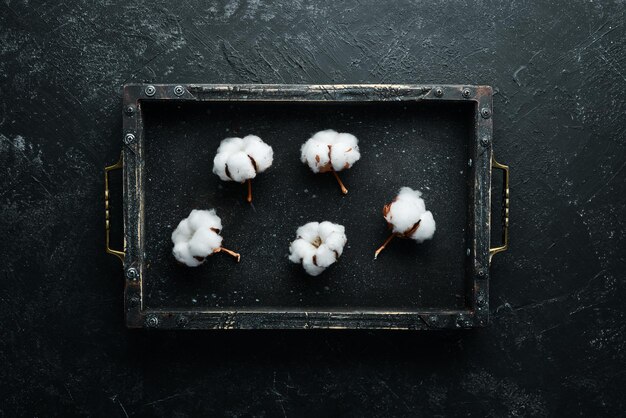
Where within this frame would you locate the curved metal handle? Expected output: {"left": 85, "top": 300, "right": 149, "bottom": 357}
{"left": 489, "top": 157, "right": 509, "bottom": 261}
{"left": 105, "top": 154, "right": 125, "bottom": 264}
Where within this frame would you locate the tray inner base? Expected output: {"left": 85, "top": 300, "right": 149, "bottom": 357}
{"left": 142, "top": 101, "right": 472, "bottom": 311}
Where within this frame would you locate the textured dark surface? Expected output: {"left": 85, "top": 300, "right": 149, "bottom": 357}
{"left": 0, "top": 0, "right": 625, "bottom": 416}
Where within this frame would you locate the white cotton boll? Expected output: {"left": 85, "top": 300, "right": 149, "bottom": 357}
{"left": 216, "top": 137, "right": 245, "bottom": 155}
{"left": 171, "top": 209, "right": 225, "bottom": 267}
{"left": 335, "top": 132, "right": 358, "bottom": 148}
{"left": 397, "top": 187, "right": 426, "bottom": 211}
{"left": 289, "top": 239, "right": 326, "bottom": 276}
{"left": 213, "top": 138, "right": 246, "bottom": 181}
{"left": 318, "top": 221, "right": 347, "bottom": 256}
{"left": 311, "top": 129, "right": 338, "bottom": 145}
{"left": 226, "top": 151, "right": 256, "bottom": 182}
{"left": 323, "top": 232, "right": 347, "bottom": 257}
{"left": 295, "top": 222, "right": 322, "bottom": 243}
{"left": 300, "top": 129, "right": 360, "bottom": 173}
{"left": 213, "top": 151, "right": 232, "bottom": 181}
{"left": 243, "top": 135, "right": 273, "bottom": 172}
{"left": 301, "top": 256, "right": 326, "bottom": 277}
{"left": 385, "top": 187, "right": 426, "bottom": 235}
{"left": 171, "top": 218, "right": 193, "bottom": 243}
{"left": 385, "top": 199, "right": 422, "bottom": 235}
{"left": 375, "top": 187, "right": 436, "bottom": 258}
{"left": 300, "top": 140, "right": 331, "bottom": 173}
{"left": 187, "top": 209, "right": 222, "bottom": 232}
{"left": 384, "top": 187, "right": 435, "bottom": 242}
{"left": 172, "top": 242, "right": 203, "bottom": 267}
{"left": 330, "top": 133, "right": 360, "bottom": 171}
{"left": 411, "top": 210, "right": 436, "bottom": 243}
{"left": 288, "top": 239, "right": 316, "bottom": 263}
{"left": 188, "top": 228, "right": 223, "bottom": 258}
{"left": 318, "top": 221, "right": 343, "bottom": 241}
{"left": 213, "top": 135, "right": 273, "bottom": 182}
{"left": 289, "top": 221, "right": 347, "bottom": 276}
{"left": 314, "top": 245, "right": 337, "bottom": 268}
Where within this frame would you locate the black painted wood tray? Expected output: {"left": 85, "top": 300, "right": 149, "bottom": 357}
{"left": 105, "top": 84, "right": 509, "bottom": 330}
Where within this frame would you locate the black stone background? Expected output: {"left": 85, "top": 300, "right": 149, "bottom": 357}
{"left": 1, "top": 1, "right": 625, "bottom": 417}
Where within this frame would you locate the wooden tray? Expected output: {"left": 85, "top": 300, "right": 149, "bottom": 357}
{"left": 105, "top": 84, "right": 509, "bottom": 330}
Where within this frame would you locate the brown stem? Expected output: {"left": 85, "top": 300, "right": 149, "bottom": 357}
{"left": 246, "top": 179, "right": 253, "bottom": 203}
{"left": 374, "top": 233, "right": 396, "bottom": 259}
{"left": 214, "top": 247, "right": 241, "bottom": 262}
{"left": 331, "top": 170, "right": 348, "bottom": 195}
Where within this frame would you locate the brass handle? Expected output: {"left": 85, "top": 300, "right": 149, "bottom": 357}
{"left": 489, "top": 157, "right": 509, "bottom": 261}
{"left": 105, "top": 154, "right": 125, "bottom": 264}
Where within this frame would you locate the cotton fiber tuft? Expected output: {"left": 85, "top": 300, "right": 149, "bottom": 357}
{"left": 289, "top": 221, "right": 347, "bottom": 276}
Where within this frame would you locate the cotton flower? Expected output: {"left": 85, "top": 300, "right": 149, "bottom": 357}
{"left": 374, "top": 187, "right": 436, "bottom": 259}
{"left": 300, "top": 129, "right": 360, "bottom": 194}
{"left": 213, "top": 135, "right": 273, "bottom": 202}
{"left": 289, "top": 221, "right": 347, "bottom": 276}
{"left": 172, "top": 209, "right": 240, "bottom": 267}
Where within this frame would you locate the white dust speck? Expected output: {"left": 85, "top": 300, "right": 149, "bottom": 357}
{"left": 224, "top": 0, "right": 239, "bottom": 18}
{"left": 14, "top": 135, "right": 26, "bottom": 151}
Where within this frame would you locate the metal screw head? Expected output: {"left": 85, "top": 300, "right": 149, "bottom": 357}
{"left": 125, "top": 105, "right": 135, "bottom": 116}
{"left": 146, "top": 315, "right": 159, "bottom": 328}
{"left": 478, "top": 269, "right": 485, "bottom": 278}
{"left": 176, "top": 315, "right": 189, "bottom": 327}
{"left": 481, "top": 107, "right": 491, "bottom": 118}
{"left": 434, "top": 87, "right": 444, "bottom": 97}
{"left": 145, "top": 85, "right": 156, "bottom": 96}
{"left": 123, "top": 133, "right": 135, "bottom": 145}
{"left": 129, "top": 296, "right": 139, "bottom": 307}
{"left": 477, "top": 294, "right": 486, "bottom": 307}
{"left": 481, "top": 136, "right": 490, "bottom": 147}
{"left": 462, "top": 88, "right": 471, "bottom": 98}
{"left": 126, "top": 267, "right": 138, "bottom": 280}
{"left": 174, "top": 85, "right": 185, "bottom": 96}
